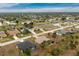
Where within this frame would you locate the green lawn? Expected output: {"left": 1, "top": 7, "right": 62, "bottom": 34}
{"left": 0, "top": 36, "right": 14, "bottom": 43}
{"left": 17, "top": 33, "right": 32, "bottom": 38}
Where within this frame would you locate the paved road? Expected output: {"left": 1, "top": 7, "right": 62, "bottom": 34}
{"left": 0, "top": 36, "right": 31, "bottom": 46}
{"left": 39, "top": 28, "right": 45, "bottom": 32}
{"left": 13, "top": 35, "right": 19, "bottom": 40}
{"left": 0, "top": 23, "right": 78, "bottom": 46}
{"left": 37, "top": 23, "right": 78, "bottom": 36}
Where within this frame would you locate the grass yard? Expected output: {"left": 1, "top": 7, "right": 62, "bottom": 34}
{"left": 17, "top": 33, "right": 32, "bottom": 38}
{"left": 0, "top": 36, "right": 14, "bottom": 43}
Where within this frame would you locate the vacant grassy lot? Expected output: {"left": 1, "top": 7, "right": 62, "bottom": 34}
{"left": 0, "top": 43, "right": 20, "bottom": 56}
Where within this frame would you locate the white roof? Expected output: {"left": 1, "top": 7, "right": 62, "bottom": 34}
{"left": 53, "top": 23, "right": 60, "bottom": 26}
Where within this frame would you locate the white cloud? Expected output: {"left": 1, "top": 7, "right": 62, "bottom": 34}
{"left": 0, "top": 7, "right": 79, "bottom": 12}
{"left": 0, "top": 3, "right": 79, "bottom": 12}
{"left": 0, "top": 3, "right": 18, "bottom": 8}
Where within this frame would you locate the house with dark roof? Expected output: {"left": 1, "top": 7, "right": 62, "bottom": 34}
{"left": 17, "top": 41, "right": 36, "bottom": 51}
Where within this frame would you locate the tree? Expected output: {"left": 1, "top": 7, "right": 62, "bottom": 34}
{"left": 24, "top": 22, "right": 33, "bottom": 29}
{"left": 61, "top": 17, "right": 66, "bottom": 21}
{"left": 75, "top": 35, "right": 79, "bottom": 39}
{"left": 51, "top": 48, "right": 62, "bottom": 56}
{"left": 23, "top": 49, "right": 31, "bottom": 56}
{"left": 52, "top": 32, "right": 57, "bottom": 38}
{"left": 76, "top": 51, "right": 79, "bottom": 56}
{"left": 69, "top": 41, "right": 76, "bottom": 49}
{"left": 40, "top": 40, "right": 51, "bottom": 49}
{"left": 15, "top": 20, "right": 19, "bottom": 24}
{"left": 24, "top": 23, "right": 28, "bottom": 27}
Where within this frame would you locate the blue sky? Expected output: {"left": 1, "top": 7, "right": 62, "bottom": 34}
{"left": 0, "top": 3, "right": 79, "bottom": 12}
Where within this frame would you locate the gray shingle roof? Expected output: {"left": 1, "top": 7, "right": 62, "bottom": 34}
{"left": 17, "top": 41, "right": 36, "bottom": 51}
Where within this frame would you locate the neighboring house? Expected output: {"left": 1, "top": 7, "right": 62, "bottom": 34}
{"left": 56, "top": 30, "right": 69, "bottom": 35}
{"left": 65, "top": 20, "right": 79, "bottom": 23}
{"left": 4, "top": 21, "right": 16, "bottom": 25}
{"left": 53, "top": 23, "right": 60, "bottom": 27}
{"left": 0, "top": 18, "right": 4, "bottom": 23}
{"left": 0, "top": 22, "right": 3, "bottom": 26}
{"left": 56, "top": 29, "right": 77, "bottom": 36}
{"left": 0, "top": 31, "right": 7, "bottom": 39}
{"left": 48, "top": 19, "right": 53, "bottom": 22}
{"left": 33, "top": 27, "right": 39, "bottom": 31}
{"left": 26, "top": 20, "right": 32, "bottom": 24}
{"left": 6, "top": 29, "right": 20, "bottom": 36}
{"left": 35, "top": 36, "right": 50, "bottom": 44}
{"left": 17, "top": 41, "right": 36, "bottom": 51}
{"left": 20, "top": 28, "right": 31, "bottom": 34}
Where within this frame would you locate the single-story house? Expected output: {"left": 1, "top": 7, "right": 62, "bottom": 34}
{"left": 56, "top": 30, "right": 68, "bottom": 35}
{"left": 56, "top": 29, "right": 77, "bottom": 35}
{"left": 35, "top": 36, "right": 50, "bottom": 44}
{"left": 17, "top": 41, "right": 36, "bottom": 51}
{"left": 53, "top": 23, "right": 60, "bottom": 27}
